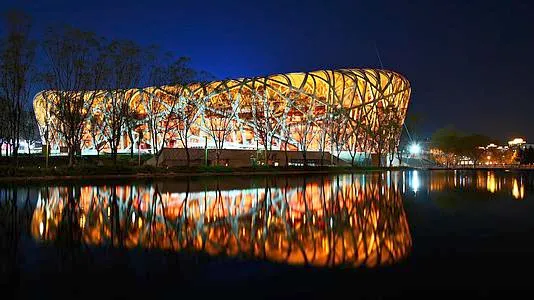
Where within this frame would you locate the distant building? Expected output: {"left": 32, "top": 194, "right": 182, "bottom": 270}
{"left": 508, "top": 138, "right": 526, "bottom": 148}
{"left": 0, "top": 139, "right": 42, "bottom": 155}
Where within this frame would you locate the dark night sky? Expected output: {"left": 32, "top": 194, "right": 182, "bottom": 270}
{"left": 2, "top": 0, "right": 533, "bottom": 141}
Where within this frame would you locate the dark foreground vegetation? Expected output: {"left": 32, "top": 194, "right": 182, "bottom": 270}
{"left": 0, "top": 154, "right": 412, "bottom": 181}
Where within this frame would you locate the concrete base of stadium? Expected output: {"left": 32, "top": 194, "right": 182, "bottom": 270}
{"left": 146, "top": 148, "right": 351, "bottom": 167}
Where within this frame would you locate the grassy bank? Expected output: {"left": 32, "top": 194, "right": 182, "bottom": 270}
{"left": 0, "top": 155, "right": 414, "bottom": 183}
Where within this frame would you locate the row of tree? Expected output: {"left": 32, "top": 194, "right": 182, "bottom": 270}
{"left": 1, "top": 10, "right": 411, "bottom": 168}
{"left": 518, "top": 146, "right": 534, "bottom": 165}
{"left": 0, "top": 11, "right": 40, "bottom": 160}
{"left": 430, "top": 127, "right": 496, "bottom": 166}
{"left": 0, "top": 10, "right": 204, "bottom": 166}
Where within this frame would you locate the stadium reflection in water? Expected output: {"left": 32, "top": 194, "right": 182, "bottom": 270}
{"left": 31, "top": 174, "right": 412, "bottom": 268}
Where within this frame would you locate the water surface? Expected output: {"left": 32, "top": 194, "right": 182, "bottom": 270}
{"left": 1, "top": 170, "right": 533, "bottom": 298}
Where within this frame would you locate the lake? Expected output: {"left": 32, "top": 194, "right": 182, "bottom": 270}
{"left": 1, "top": 170, "right": 533, "bottom": 298}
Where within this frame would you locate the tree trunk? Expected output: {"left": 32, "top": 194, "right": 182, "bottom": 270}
{"left": 11, "top": 141, "right": 18, "bottom": 165}
{"left": 112, "top": 135, "right": 119, "bottom": 165}
{"left": 264, "top": 143, "right": 269, "bottom": 166}
{"left": 155, "top": 151, "right": 160, "bottom": 167}
{"left": 129, "top": 131, "right": 134, "bottom": 158}
{"left": 12, "top": 123, "right": 20, "bottom": 165}
{"left": 110, "top": 144, "right": 116, "bottom": 164}
{"left": 284, "top": 142, "right": 288, "bottom": 166}
{"left": 376, "top": 151, "right": 382, "bottom": 167}
{"left": 185, "top": 147, "right": 190, "bottom": 167}
{"left": 68, "top": 147, "right": 74, "bottom": 167}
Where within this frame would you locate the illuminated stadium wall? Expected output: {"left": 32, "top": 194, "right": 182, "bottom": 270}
{"left": 33, "top": 68, "right": 411, "bottom": 158}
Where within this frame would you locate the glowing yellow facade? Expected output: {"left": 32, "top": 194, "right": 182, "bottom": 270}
{"left": 33, "top": 68, "right": 411, "bottom": 156}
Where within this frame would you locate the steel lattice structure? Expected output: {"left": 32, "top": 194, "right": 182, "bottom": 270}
{"left": 33, "top": 68, "right": 411, "bottom": 156}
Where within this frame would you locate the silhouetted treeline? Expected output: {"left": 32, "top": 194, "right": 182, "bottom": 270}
{"left": 519, "top": 146, "right": 534, "bottom": 165}
{"left": 430, "top": 126, "right": 501, "bottom": 166}
{"left": 0, "top": 9, "right": 212, "bottom": 166}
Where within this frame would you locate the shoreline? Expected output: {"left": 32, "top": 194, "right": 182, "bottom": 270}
{"left": 0, "top": 167, "right": 411, "bottom": 184}
{"left": 427, "top": 166, "right": 534, "bottom": 171}
{"left": 1, "top": 166, "right": 532, "bottom": 184}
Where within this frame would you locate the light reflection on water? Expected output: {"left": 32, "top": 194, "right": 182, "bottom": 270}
{"left": 30, "top": 174, "right": 412, "bottom": 268}
{"left": 0, "top": 170, "right": 532, "bottom": 273}
{"left": 427, "top": 170, "right": 530, "bottom": 200}
{"left": 411, "top": 170, "right": 420, "bottom": 194}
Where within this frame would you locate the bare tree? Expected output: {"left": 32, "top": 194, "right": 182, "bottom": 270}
{"left": 0, "top": 97, "right": 9, "bottom": 157}
{"left": 125, "top": 46, "right": 162, "bottom": 159}
{"left": 371, "top": 117, "right": 386, "bottom": 168}
{"left": 89, "top": 113, "right": 106, "bottom": 157}
{"left": 283, "top": 123, "right": 293, "bottom": 166}
{"left": 396, "top": 140, "right": 407, "bottom": 167}
{"left": 250, "top": 84, "right": 280, "bottom": 166}
{"left": 166, "top": 86, "right": 201, "bottom": 167}
{"left": 369, "top": 103, "right": 400, "bottom": 167}
{"left": 99, "top": 40, "right": 143, "bottom": 163}
{"left": 0, "top": 10, "right": 36, "bottom": 163}
{"left": 174, "top": 87, "right": 201, "bottom": 167}
{"left": 36, "top": 91, "right": 53, "bottom": 168}
{"left": 20, "top": 108, "right": 39, "bottom": 155}
{"left": 161, "top": 60, "right": 212, "bottom": 167}
{"left": 124, "top": 109, "right": 142, "bottom": 158}
{"left": 317, "top": 107, "right": 331, "bottom": 166}
{"left": 329, "top": 106, "right": 350, "bottom": 165}
{"left": 41, "top": 26, "right": 106, "bottom": 166}
{"left": 203, "top": 83, "right": 241, "bottom": 165}
{"left": 292, "top": 107, "right": 316, "bottom": 167}
{"left": 346, "top": 104, "right": 376, "bottom": 167}
{"left": 144, "top": 89, "right": 167, "bottom": 161}
{"left": 384, "top": 106, "right": 403, "bottom": 167}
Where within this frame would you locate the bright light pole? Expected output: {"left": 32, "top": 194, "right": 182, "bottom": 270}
{"left": 409, "top": 143, "right": 421, "bottom": 156}
{"left": 408, "top": 142, "right": 423, "bottom": 168}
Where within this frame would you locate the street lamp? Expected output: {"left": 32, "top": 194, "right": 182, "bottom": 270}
{"left": 409, "top": 143, "right": 421, "bottom": 155}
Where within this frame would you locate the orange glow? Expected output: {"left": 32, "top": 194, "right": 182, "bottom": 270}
{"left": 512, "top": 178, "right": 525, "bottom": 200}
{"left": 33, "top": 69, "right": 411, "bottom": 155}
{"left": 487, "top": 172, "right": 497, "bottom": 193}
{"left": 31, "top": 174, "right": 412, "bottom": 268}
{"left": 429, "top": 171, "right": 528, "bottom": 200}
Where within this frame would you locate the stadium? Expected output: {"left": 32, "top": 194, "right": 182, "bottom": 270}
{"left": 33, "top": 68, "right": 411, "bottom": 165}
